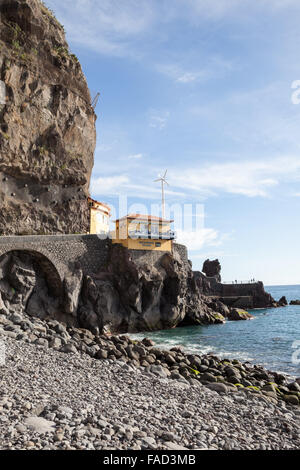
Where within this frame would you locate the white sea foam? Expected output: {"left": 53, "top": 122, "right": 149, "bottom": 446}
{"left": 130, "top": 332, "right": 255, "bottom": 362}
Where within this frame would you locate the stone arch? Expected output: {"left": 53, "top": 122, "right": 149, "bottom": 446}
{"left": 0, "top": 249, "right": 63, "bottom": 296}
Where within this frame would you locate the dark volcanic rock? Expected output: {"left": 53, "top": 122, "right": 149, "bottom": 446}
{"left": 290, "top": 300, "right": 300, "bottom": 305}
{"left": 194, "top": 270, "right": 278, "bottom": 310}
{"left": 0, "top": 0, "right": 96, "bottom": 235}
{"left": 78, "top": 245, "right": 223, "bottom": 333}
{"left": 0, "top": 244, "right": 280, "bottom": 334}
{"left": 0, "top": 245, "right": 226, "bottom": 334}
{"left": 0, "top": 251, "right": 62, "bottom": 320}
{"left": 250, "top": 282, "right": 278, "bottom": 308}
{"left": 227, "top": 308, "right": 254, "bottom": 321}
{"left": 202, "top": 259, "right": 221, "bottom": 282}
{"left": 278, "top": 296, "right": 288, "bottom": 306}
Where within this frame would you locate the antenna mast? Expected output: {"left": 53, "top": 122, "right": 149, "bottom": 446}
{"left": 154, "top": 169, "right": 169, "bottom": 219}
{"left": 91, "top": 92, "right": 100, "bottom": 109}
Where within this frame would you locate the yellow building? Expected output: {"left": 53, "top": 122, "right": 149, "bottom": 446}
{"left": 88, "top": 197, "right": 111, "bottom": 236}
{"left": 112, "top": 214, "right": 175, "bottom": 252}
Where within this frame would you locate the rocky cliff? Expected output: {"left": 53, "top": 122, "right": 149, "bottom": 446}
{"left": 78, "top": 245, "right": 225, "bottom": 333}
{"left": 0, "top": 244, "right": 228, "bottom": 334}
{"left": 0, "top": 0, "right": 96, "bottom": 235}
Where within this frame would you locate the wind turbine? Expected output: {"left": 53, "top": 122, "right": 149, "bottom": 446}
{"left": 154, "top": 170, "right": 169, "bottom": 219}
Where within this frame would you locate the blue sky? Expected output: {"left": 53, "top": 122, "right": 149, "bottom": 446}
{"left": 47, "top": 0, "right": 300, "bottom": 285}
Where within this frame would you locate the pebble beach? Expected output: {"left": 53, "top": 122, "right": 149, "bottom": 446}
{"left": 0, "top": 312, "right": 300, "bottom": 450}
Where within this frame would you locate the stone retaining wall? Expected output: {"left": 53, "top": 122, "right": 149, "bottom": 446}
{"left": 128, "top": 242, "right": 189, "bottom": 268}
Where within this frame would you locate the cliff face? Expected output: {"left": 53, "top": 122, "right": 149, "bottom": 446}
{"left": 78, "top": 245, "right": 224, "bottom": 334}
{"left": 0, "top": 0, "right": 96, "bottom": 235}
{"left": 0, "top": 243, "right": 226, "bottom": 334}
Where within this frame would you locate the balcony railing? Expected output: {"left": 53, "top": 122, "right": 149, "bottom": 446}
{"left": 128, "top": 230, "right": 176, "bottom": 240}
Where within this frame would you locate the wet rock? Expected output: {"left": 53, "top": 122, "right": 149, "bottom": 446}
{"left": 200, "top": 372, "right": 217, "bottom": 383}
{"left": 288, "top": 382, "right": 300, "bottom": 392}
{"left": 227, "top": 309, "right": 254, "bottom": 321}
{"left": 283, "top": 395, "right": 299, "bottom": 406}
{"left": 142, "top": 338, "right": 155, "bottom": 347}
{"left": 278, "top": 296, "right": 288, "bottom": 306}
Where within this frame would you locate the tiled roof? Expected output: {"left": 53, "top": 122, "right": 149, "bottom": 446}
{"left": 88, "top": 197, "right": 111, "bottom": 212}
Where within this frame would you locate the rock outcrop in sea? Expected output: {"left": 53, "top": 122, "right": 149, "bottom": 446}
{"left": 194, "top": 259, "right": 280, "bottom": 309}
{"left": 0, "top": 0, "right": 96, "bottom": 235}
{"left": 202, "top": 259, "right": 222, "bottom": 282}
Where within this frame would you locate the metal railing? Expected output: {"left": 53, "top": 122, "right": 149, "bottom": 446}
{"left": 128, "top": 230, "right": 176, "bottom": 240}
{"left": 222, "top": 280, "right": 258, "bottom": 285}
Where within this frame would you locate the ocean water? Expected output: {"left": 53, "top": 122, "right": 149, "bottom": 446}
{"left": 131, "top": 285, "right": 300, "bottom": 378}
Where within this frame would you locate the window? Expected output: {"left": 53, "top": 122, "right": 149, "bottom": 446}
{"left": 150, "top": 224, "right": 159, "bottom": 235}
{"left": 140, "top": 223, "right": 148, "bottom": 235}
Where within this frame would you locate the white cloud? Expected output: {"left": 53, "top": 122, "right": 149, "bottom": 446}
{"left": 177, "top": 73, "right": 198, "bottom": 83}
{"left": 191, "top": 251, "right": 237, "bottom": 260}
{"left": 156, "top": 64, "right": 206, "bottom": 83}
{"left": 46, "top": 0, "right": 155, "bottom": 56}
{"left": 91, "top": 173, "right": 186, "bottom": 199}
{"left": 156, "top": 57, "right": 233, "bottom": 84}
{"left": 91, "top": 175, "right": 130, "bottom": 195}
{"left": 128, "top": 153, "right": 143, "bottom": 160}
{"left": 91, "top": 156, "right": 300, "bottom": 200}
{"left": 178, "top": 0, "right": 300, "bottom": 21}
{"left": 170, "top": 156, "right": 300, "bottom": 198}
{"left": 176, "top": 228, "right": 228, "bottom": 252}
{"left": 46, "top": 0, "right": 300, "bottom": 58}
{"left": 149, "top": 110, "right": 170, "bottom": 130}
